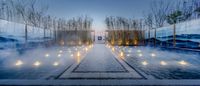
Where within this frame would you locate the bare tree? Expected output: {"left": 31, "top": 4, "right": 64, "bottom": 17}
{"left": 150, "top": 0, "right": 172, "bottom": 46}
{"left": 14, "top": 0, "right": 30, "bottom": 43}
{"left": 143, "top": 13, "right": 153, "bottom": 45}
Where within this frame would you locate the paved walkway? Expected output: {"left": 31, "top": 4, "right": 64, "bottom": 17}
{"left": 59, "top": 44, "right": 143, "bottom": 79}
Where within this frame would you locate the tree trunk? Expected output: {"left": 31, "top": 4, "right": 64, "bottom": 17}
{"left": 54, "top": 28, "right": 57, "bottom": 42}
{"left": 44, "top": 28, "right": 46, "bottom": 42}
{"left": 148, "top": 29, "right": 150, "bottom": 45}
{"left": 173, "top": 24, "right": 176, "bottom": 47}
{"left": 25, "top": 24, "right": 28, "bottom": 43}
{"left": 154, "top": 28, "right": 156, "bottom": 47}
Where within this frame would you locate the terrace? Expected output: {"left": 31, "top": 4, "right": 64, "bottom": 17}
{"left": 0, "top": 0, "right": 200, "bottom": 86}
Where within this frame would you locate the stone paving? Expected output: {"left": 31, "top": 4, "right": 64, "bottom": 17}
{"left": 59, "top": 44, "right": 143, "bottom": 79}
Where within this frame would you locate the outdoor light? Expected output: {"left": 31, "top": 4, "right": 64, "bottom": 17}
{"left": 128, "top": 49, "right": 132, "bottom": 53}
{"left": 59, "top": 50, "right": 63, "bottom": 53}
{"left": 142, "top": 61, "right": 148, "bottom": 66}
{"left": 71, "top": 54, "right": 73, "bottom": 57}
{"left": 160, "top": 61, "right": 167, "bottom": 66}
{"left": 112, "top": 47, "right": 115, "bottom": 51}
{"left": 178, "top": 60, "right": 188, "bottom": 65}
{"left": 138, "top": 53, "right": 143, "bottom": 57}
{"left": 126, "top": 41, "right": 129, "bottom": 45}
{"left": 68, "top": 50, "right": 71, "bottom": 53}
{"left": 134, "top": 40, "right": 137, "bottom": 45}
{"left": 85, "top": 47, "right": 88, "bottom": 51}
{"left": 111, "top": 41, "right": 114, "bottom": 45}
{"left": 79, "top": 41, "right": 82, "bottom": 45}
{"left": 120, "top": 51, "right": 124, "bottom": 57}
{"left": 60, "top": 41, "right": 65, "bottom": 46}
{"left": 15, "top": 60, "right": 23, "bottom": 66}
{"left": 57, "top": 54, "right": 61, "bottom": 57}
{"left": 53, "top": 62, "right": 59, "bottom": 66}
{"left": 127, "top": 54, "right": 130, "bottom": 57}
{"left": 86, "top": 42, "right": 89, "bottom": 45}
{"left": 151, "top": 53, "right": 156, "bottom": 57}
{"left": 45, "top": 53, "right": 49, "bottom": 58}
{"left": 89, "top": 45, "right": 92, "bottom": 49}
{"left": 137, "top": 50, "right": 141, "bottom": 53}
{"left": 77, "top": 51, "right": 80, "bottom": 57}
{"left": 33, "top": 61, "right": 41, "bottom": 66}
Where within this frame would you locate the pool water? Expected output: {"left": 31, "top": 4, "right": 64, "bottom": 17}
{"left": 112, "top": 46, "right": 200, "bottom": 79}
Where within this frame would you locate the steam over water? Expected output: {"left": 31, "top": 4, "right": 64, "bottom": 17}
{"left": 110, "top": 45, "right": 200, "bottom": 79}
{"left": 0, "top": 45, "right": 90, "bottom": 79}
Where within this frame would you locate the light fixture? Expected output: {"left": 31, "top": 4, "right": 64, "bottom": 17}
{"left": 142, "top": 61, "right": 148, "bottom": 66}
{"left": 112, "top": 47, "right": 115, "bottom": 51}
{"left": 77, "top": 51, "right": 80, "bottom": 57}
{"left": 33, "top": 61, "right": 41, "bottom": 66}
{"left": 15, "top": 60, "right": 23, "bottom": 66}
{"left": 151, "top": 53, "right": 156, "bottom": 57}
{"left": 53, "top": 62, "right": 59, "bottom": 66}
{"left": 120, "top": 51, "right": 124, "bottom": 57}
{"left": 127, "top": 54, "right": 130, "bottom": 57}
{"left": 138, "top": 53, "right": 143, "bottom": 57}
{"left": 160, "top": 61, "right": 167, "bottom": 65}
{"left": 59, "top": 50, "right": 63, "bottom": 53}
{"left": 137, "top": 50, "right": 141, "bottom": 53}
{"left": 178, "top": 60, "right": 188, "bottom": 65}
{"left": 57, "top": 54, "right": 61, "bottom": 57}
{"left": 45, "top": 53, "right": 49, "bottom": 58}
